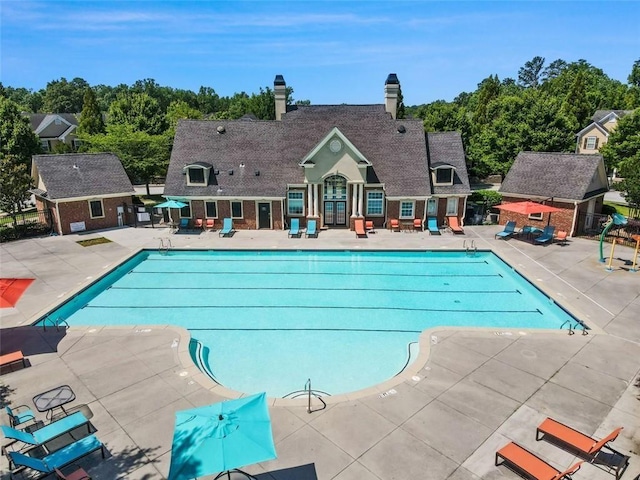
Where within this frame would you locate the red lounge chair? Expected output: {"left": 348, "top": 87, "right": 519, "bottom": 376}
{"left": 0, "top": 351, "right": 26, "bottom": 371}
{"left": 194, "top": 218, "right": 204, "bottom": 230}
{"left": 55, "top": 466, "right": 91, "bottom": 480}
{"left": 448, "top": 216, "right": 464, "bottom": 234}
{"left": 537, "top": 418, "right": 628, "bottom": 479}
{"left": 365, "top": 220, "right": 374, "bottom": 233}
{"left": 205, "top": 219, "right": 215, "bottom": 231}
{"left": 555, "top": 230, "right": 568, "bottom": 245}
{"left": 390, "top": 219, "right": 400, "bottom": 232}
{"left": 496, "top": 442, "right": 583, "bottom": 480}
{"left": 354, "top": 218, "right": 366, "bottom": 238}
{"left": 413, "top": 219, "right": 423, "bottom": 231}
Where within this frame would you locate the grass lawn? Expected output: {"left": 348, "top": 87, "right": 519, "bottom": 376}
{"left": 604, "top": 201, "right": 631, "bottom": 217}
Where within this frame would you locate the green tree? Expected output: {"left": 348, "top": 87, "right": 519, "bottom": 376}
{"left": 561, "top": 71, "right": 591, "bottom": 130}
{"left": 0, "top": 97, "right": 41, "bottom": 168}
{"left": 473, "top": 75, "right": 501, "bottom": 126}
{"left": 518, "top": 56, "right": 545, "bottom": 88}
{"left": 80, "top": 124, "right": 171, "bottom": 194}
{"left": 600, "top": 109, "right": 640, "bottom": 174}
{"left": 0, "top": 154, "right": 34, "bottom": 226}
{"left": 0, "top": 84, "right": 44, "bottom": 112}
{"left": 166, "top": 100, "right": 203, "bottom": 132}
{"left": 42, "top": 77, "right": 89, "bottom": 113}
{"left": 396, "top": 84, "right": 406, "bottom": 119}
{"left": 628, "top": 59, "right": 640, "bottom": 87}
{"left": 107, "top": 92, "right": 167, "bottom": 135}
{"left": 542, "top": 59, "right": 568, "bottom": 83}
{"left": 78, "top": 89, "right": 105, "bottom": 135}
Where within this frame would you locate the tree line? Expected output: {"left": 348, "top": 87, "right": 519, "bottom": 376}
{"left": 1, "top": 57, "right": 639, "bottom": 221}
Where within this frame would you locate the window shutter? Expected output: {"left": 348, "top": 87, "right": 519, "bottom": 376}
{"left": 583, "top": 138, "right": 587, "bottom": 149}
{"left": 595, "top": 137, "right": 599, "bottom": 149}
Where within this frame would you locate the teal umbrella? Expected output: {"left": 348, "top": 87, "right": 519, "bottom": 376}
{"left": 155, "top": 200, "right": 188, "bottom": 209}
{"left": 168, "top": 392, "right": 276, "bottom": 480}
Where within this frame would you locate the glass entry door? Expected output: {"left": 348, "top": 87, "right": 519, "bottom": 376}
{"left": 324, "top": 201, "right": 347, "bottom": 226}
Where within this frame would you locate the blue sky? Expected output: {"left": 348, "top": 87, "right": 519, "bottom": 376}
{"left": 2, "top": 1, "right": 639, "bottom": 106}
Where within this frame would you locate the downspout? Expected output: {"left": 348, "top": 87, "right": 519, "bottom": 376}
{"left": 54, "top": 200, "right": 63, "bottom": 235}
{"left": 569, "top": 201, "right": 578, "bottom": 237}
{"left": 422, "top": 197, "right": 428, "bottom": 225}
{"left": 462, "top": 195, "right": 468, "bottom": 226}
{"left": 280, "top": 198, "right": 285, "bottom": 230}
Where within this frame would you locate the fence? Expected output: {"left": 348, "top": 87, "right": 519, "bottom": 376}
{"left": 578, "top": 211, "right": 640, "bottom": 247}
{"left": 0, "top": 209, "right": 53, "bottom": 242}
{"left": 121, "top": 203, "right": 168, "bottom": 229}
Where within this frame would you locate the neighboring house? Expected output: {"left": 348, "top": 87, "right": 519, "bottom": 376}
{"left": 27, "top": 113, "right": 80, "bottom": 152}
{"left": 164, "top": 74, "right": 471, "bottom": 231}
{"left": 498, "top": 152, "right": 609, "bottom": 236}
{"left": 575, "top": 110, "right": 632, "bottom": 154}
{"left": 31, "top": 153, "right": 135, "bottom": 236}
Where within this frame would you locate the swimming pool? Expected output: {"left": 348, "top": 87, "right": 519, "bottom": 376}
{"left": 37, "top": 249, "right": 580, "bottom": 397}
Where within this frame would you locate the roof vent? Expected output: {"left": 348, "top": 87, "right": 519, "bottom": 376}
{"left": 72, "top": 164, "right": 79, "bottom": 169}
{"left": 228, "top": 169, "right": 234, "bottom": 175}
{"left": 397, "top": 125, "right": 406, "bottom": 133}
{"left": 255, "top": 170, "right": 260, "bottom": 176}
{"left": 217, "top": 125, "right": 226, "bottom": 134}
{"left": 214, "top": 169, "right": 219, "bottom": 175}
{"left": 239, "top": 162, "right": 245, "bottom": 168}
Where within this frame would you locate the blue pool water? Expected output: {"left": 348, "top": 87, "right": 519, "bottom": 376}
{"left": 37, "top": 250, "right": 579, "bottom": 397}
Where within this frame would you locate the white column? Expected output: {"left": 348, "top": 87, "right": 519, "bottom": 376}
{"left": 313, "top": 184, "right": 319, "bottom": 217}
{"left": 358, "top": 184, "right": 364, "bottom": 217}
{"left": 351, "top": 183, "right": 357, "bottom": 217}
{"left": 307, "top": 184, "right": 313, "bottom": 217}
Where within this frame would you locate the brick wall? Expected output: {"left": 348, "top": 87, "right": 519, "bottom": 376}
{"left": 54, "top": 196, "right": 132, "bottom": 235}
{"left": 498, "top": 197, "right": 575, "bottom": 235}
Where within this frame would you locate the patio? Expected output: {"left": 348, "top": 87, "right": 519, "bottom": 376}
{"left": 1, "top": 225, "right": 639, "bottom": 479}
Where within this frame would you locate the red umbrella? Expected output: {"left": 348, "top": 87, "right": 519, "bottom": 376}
{"left": 0, "top": 278, "right": 35, "bottom": 308}
{"left": 495, "top": 201, "right": 562, "bottom": 215}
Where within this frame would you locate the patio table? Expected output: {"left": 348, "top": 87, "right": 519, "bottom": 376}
{"left": 33, "top": 385, "right": 76, "bottom": 420}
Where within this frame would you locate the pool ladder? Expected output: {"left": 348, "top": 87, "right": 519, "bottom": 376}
{"left": 463, "top": 239, "right": 477, "bottom": 256}
{"left": 282, "top": 379, "right": 328, "bottom": 413}
{"left": 560, "top": 320, "right": 589, "bottom": 335}
{"left": 42, "top": 315, "right": 69, "bottom": 332}
{"left": 158, "top": 237, "right": 172, "bottom": 255}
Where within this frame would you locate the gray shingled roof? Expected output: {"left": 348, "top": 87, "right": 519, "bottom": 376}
{"left": 33, "top": 153, "right": 134, "bottom": 200}
{"left": 28, "top": 114, "right": 79, "bottom": 139}
{"left": 166, "top": 105, "right": 469, "bottom": 199}
{"left": 591, "top": 110, "right": 633, "bottom": 125}
{"left": 427, "top": 132, "right": 471, "bottom": 195}
{"left": 499, "top": 152, "right": 606, "bottom": 200}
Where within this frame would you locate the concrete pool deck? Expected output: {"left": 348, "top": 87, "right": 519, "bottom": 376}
{"left": 1, "top": 225, "right": 639, "bottom": 479}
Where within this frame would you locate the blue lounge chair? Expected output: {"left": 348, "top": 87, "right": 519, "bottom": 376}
{"left": 8, "top": 435, "right": 105, "bottom": 479}
{"left": 495, "top": 221, "right": 516, "bottom": 239}
{"left": 534, "top": 225, "right": 555, "bottom": 245}
{"left": 288, "top": 218, "right": 300, "bottom": 238}
{"left": 178, "top": 218, "right": 190, "bottom": 232}
{"left": 1, "top": 412, "right": 91, "bottom": 452}
{"left": 427, "top": 217, "right": 440, "bottom": 235}
{"left": 305, "top": 219, "right": 317, "bottom": 238}
{"left": 219, "top": 218, "right": 234, "bottom": 237}
{"left": 5, "top": 405, "right": 35, "bottom": 428}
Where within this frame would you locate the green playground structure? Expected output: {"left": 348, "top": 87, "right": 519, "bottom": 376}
{"left": 599, "top": 213, "right": 628, "bottom": 269}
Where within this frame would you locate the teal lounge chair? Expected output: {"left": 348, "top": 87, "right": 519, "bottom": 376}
{"left": 288, "top": 218, "right": 300, "bottom": 238}
{"left": 427, "top": 217, "right": 440, "bottom": 235}
{"left": 305, "top": 219, "right": 317, "bottom": 238}
{"left": 178, "top": 218, "right": 190, "bottom": 232}
{"left": 8, "top": 435, "right": 105, "bottom": 479}
{"left": 495, "top": 221, "right": 516, "bottom": 239}
{"left": 534, "top": 225, "right": 555, "bottom": 245}
{"left": 5, "top": 405, "right": 35, "bottom": 428}
{"left": 219, "top": 218, "right": 234, "bottom": 237}
{"left": 1, "top": 412, "right": 91, "bottom": 453}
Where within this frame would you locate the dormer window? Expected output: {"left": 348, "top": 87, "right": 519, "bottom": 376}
{"left": 184, "top": 162, "right": 212, "bottom": 186}
{"left": 431, "top": 163, "right": 456, "bottom": 186}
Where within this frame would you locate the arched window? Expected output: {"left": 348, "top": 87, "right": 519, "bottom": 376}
{"left": 323, "top": 175, "right": 347, "bottom": 200}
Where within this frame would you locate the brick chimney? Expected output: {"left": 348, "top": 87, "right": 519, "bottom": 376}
{"left": 384, "top": 73, "right": 400, "bottom": 119}
{"left": 274, "top": 75, "right": 286, "bottom": 121}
